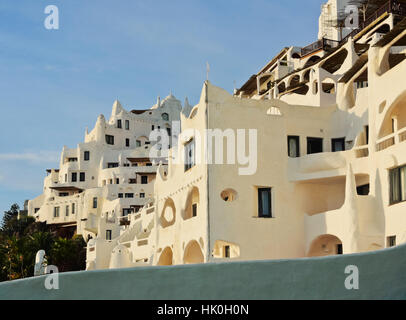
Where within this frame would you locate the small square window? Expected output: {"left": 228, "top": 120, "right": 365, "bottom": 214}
{"left": 387, "top": 236, "right": 396, "bottom": 248}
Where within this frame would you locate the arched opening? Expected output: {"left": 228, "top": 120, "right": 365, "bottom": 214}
{"left": 288, "top": 75, "right": 300, "bottom": 88}
{"left": 378, "top": 90, "right": 406, "bottom": 141}
{"left": 160, "top": 198, "right": 176, "bottom": 228}
{"left": 307, "top": 234, "right": 343, "bottom": 257}
{"left": 157, "top": 247, "right": 173, "bottom": 266}
{"left": 292, "top": 52, "right": 301, "bottom": 59}
{"left": 303, "top": 69, "right": 311, "bottom": 82}
{"left": 322, "top": 78, "right": 336, "bottom": 94}
{"left": 320, "top": 49, "right": 348, "bottom": 74}
{"left": 304, "top": 55, "right": 321, "bottom": 68}
{"left": 183, "top": 240, "right": 204, "bottom": 264}
{"left": 277, "top": 82, "right": 286, "bottom": 94}
{"left": 183, "top": 187, "right": 199, "bottom": 220}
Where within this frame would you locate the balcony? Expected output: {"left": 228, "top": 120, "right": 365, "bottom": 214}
{"left": 376, "top": 126, "right": 406, "bottom": 151}
{"left": 300, "top": 38, "right": 340, "bottom": 57}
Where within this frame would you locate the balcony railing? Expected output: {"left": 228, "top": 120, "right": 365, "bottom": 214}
{"left": 300, "top": 38, "right": 340, "bottom": 57}
{"left": 341, "top": 0, "right": 406, "bottom": 43}
{"left": 376, "top": 126, "right": 406, "bottom": 151}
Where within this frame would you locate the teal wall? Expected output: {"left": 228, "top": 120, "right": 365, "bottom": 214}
{"left": 1, "top": 244, "right": 406, "bottom": 300}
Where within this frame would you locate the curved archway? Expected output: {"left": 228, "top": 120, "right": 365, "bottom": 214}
{"left": 288, "top": 75, "right": 300, "bottom": 88}
{"left": 320, "top": 49, "right": 348, "bottom": 74}
{"left": 183, "top": 187, "right": 200, "bottom": 220}
{"left": 157, "top": 247, "right": 173, "bottom": 265}
{"left": 183, "top": 240, "right": 204, "bottom": 264}
{"left": 377, "top": 89, "right": 406, "bottom": 140}
{"left": 304, "top": 55, "right": 321, "bottom": 68}
{"left": 307, "top": 234, "right": 343, "bottom": 257}
{"left": 277, "top": 82, "right": 286, "bottom": 94}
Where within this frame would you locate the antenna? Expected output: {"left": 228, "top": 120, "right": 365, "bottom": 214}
{"left": 206, "top": 62, "right": 210, "bottom": 81}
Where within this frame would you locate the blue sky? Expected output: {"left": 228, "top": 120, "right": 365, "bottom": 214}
{"left": 0, "top": 0, "right": 325, "bottom": 218}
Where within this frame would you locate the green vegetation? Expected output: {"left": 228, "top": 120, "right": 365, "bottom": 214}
{"left": 0, "top": 204, "right": 86, "bottom": 282}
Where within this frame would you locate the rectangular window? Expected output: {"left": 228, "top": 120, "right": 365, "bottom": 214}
{"left": 141, "top": 176, "right": 148, "bottom": 184}
{"left": 118, "top": 193, "right": 123, "bottom": 198}
{"left": 72, "top": 203, "right": 75, "bottom": 214}
{"left": 80, "top": 172, "right": 85, "bottom": 182}
{"left": 125, "top": 120, "right": 130, "bottom": 130}
{"left": 332, "top": 138, "right": 345, "bottom": 152}
{"left": 152, "top": 125, "right": 155, "bottom": 130}
{"left": 107, "top": 162, "right": 119, "bottom": 168}
{"left": 126, "top": 138, "right": 130, "bottom": 147}
{"left": 117, "top": 119, "right": 122, "bottom": 129}
{"left": 34, "top": 208, "right": 40, "bottom": 213}
{"left": 184, "top": 139, "right": 196, "bottom": 171}
{"left": 84, "top": 151, "right": 90, "bottom": 161}
{"left": 224, "top": 245, "right": 230, "bottom": 258}
{"left": 123, "top": 208, "right": 132, "bottom": 216}
{"left": 93, "top": 197, "right": 98, "bottom": 209}
{"left": 192, "top": 203, "right": 198, "bottom": 217}
{"left": 357, "top": 184, "right": 370, "bottom": 196}
{"left": 116, "top": 178, "right": 119, "bottom": 185}
{"left": 65, "top": 205, "right": 69, "bottom": 216}
{"left": 59, "top": 192, "right": 69, "bottom": 197}
{"left": 336, "top": 244, "right": 343, "bottom": 255}
{"left": 54, "top": 207, "right": 60, "bottom": 218}
{"left": 387, "top": 236, "right": 396, "bottom": 247}
{"left": 389, "top": 165, "right": 406, "bottom": 205}
{"left": 129, "top": 179, "right": 136, "bottom": 184}
{"left": 258, "top": 188, "right": 272, "bottom": 218}
{"left": 71, "top": 172, "right": 77, "bottom": 182}
{"left": 307, "top": 137, "right": 323, "bottom": 155}
{"left": 140, "top": 193, "right": 145, "bottom": 198}
{"left": 136, "top": 140, "right": 141, "bottom": 147}
{"left": 65, "top": 174, "right": 67, "bottom": 182}
{"left": 106, "top": 230, "right": 112, "bottom": 241}
{"left": 125, "top": 193, "right": 134, "bottom": 198}
{"left": 105, "top": 135, "right": 115, "bottom": 145}
{"left": 287, "top": 136, "right": 300, "bottom": 158}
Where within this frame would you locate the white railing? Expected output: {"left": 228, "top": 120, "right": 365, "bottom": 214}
{"left": 376, "top": 127, "right": 406, "bottom": 151}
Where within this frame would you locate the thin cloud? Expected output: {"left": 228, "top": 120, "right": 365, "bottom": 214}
{"left": 0, "top": 151, "right": 59, "bottom": 164}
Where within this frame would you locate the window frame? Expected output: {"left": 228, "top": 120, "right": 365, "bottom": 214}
{"left": 287, "top": 135, "right": 300, "bottom": 158}
{"left": 184, "top": 139, "right": 196, "bottom": 172}
{"left": 331, "top": 137, "right": 345, "bottom": 152}
{"left": 389, "top": 165, "right": 406, "bottom": 205}
{"left": 84, "top": 151, "right": 90, "bottom": 161}
{"left": 257, "top": 187, "right": 273, "bottom": 218}
{"left": 105, "top": 135, "right": 115, "bottom": 145}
